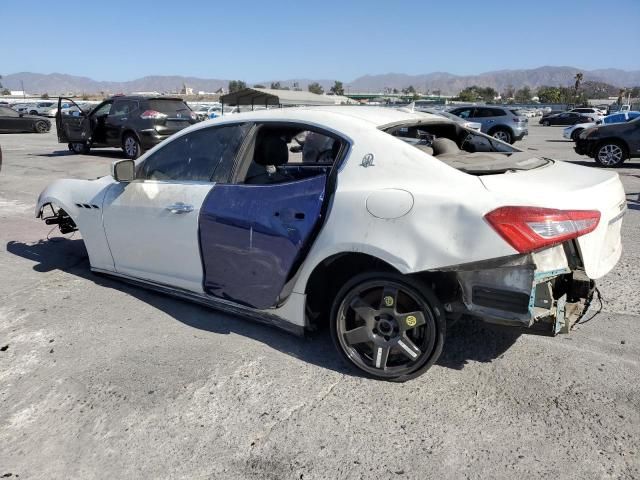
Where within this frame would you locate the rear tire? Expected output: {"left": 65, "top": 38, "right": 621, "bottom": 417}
{"left": 122, "top": 134, "right": 142, "bottom": 159}
{"left": 490, "top": 128, "right": 512, "bottom": 144}
{"left": 594, "top": 141, "right": 627, "bottom": 167}
{"left": 34, "top": 121, "right": 49, "bottom": 133}
{"left": 330, "top": 271, "right": 445, "bottom": 382}
{"left": 29, "top": 110, "right": 38, "bottom": 115}
{"left": 543, "top": 120, "right": 550, "bottom": 126}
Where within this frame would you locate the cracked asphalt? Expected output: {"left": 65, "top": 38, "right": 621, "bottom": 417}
{"left": 0, "top": 123, "right": 639, "bottom": 479}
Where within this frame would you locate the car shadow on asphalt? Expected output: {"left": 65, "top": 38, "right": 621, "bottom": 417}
{"left": 6, "top": 237, "right": 522, "bottom": 376}
{"left": 35, "top": 150, "right": 126, "bottom": 159}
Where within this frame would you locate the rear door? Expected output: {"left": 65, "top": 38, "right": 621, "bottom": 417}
{"left": 102, "top": 123, "right": 250, "bottom": 292}
{"left": 104, "top": 99, "right": 136, "bottom": 146}
{"left": 56, "top": 97, "right": 91, "bottom": 144}
{"left": 199, "top": 124, "right": 341, "bottom": 309}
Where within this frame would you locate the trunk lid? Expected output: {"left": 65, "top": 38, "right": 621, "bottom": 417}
{"left": 480, "top": 160, "right": 626, "bottom": 279}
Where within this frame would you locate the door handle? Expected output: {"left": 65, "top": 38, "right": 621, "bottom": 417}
{"left": 166, "top": 202, "right": 194, "bottom": 214}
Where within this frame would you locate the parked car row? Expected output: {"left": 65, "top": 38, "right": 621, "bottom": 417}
{"left": 447, "top": 106, "right": 528, "bottom": 144}
{"left": 563, "top": 111, "right": 640, "bottom": 141}
{"left": 574, "top": 114, "right": 640, "bottom": 167}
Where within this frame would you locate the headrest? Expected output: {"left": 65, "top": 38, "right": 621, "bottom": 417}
{"left": 432, "top": 137, "right": 460, "bottom": 156}
{"left": 256, "top": 135, "right": 288, "bottom": 166}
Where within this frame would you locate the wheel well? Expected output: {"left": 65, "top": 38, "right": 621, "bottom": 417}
{"left": 597, "top": 137, "right": 629, "bottom": 154}
{"left": 120, "top": 129, "right": 140, "bottom": 145}
{"left": 488, "top": 125, "right": 512, "bottom": 136}
{"left": 304, "top": 253, "right": 459, "bottom": 330}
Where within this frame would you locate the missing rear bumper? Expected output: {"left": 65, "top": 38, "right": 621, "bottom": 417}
{"left": 448, "top": 246, "right": 594, "bottom": 335}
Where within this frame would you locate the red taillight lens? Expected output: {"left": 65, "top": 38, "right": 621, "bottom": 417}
{"left": 140, "top": 110, "right": 167, "bottom": 120}
{"left": 484, "top": 206, "right": 601, "bottom": 253}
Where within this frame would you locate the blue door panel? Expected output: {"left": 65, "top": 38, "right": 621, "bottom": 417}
{"left": 199, "top": 174, "right": 327, "bottom": 309}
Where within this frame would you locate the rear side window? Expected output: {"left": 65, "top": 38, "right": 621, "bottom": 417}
{"left": 138, "top": 123, "right": 250, "bottom": 182}
{"left": 475, "top": 108, "right": 504, "bottom": 117}
{"left": 147, "top": 99, "right": 192, "bottom": 116}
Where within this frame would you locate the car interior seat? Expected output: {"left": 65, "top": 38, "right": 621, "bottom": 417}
{"left": 432, "top": 137, "right": 461, "bottom": 156}
{"left": 244, "top": 135, "right": 292, "bottom": 184}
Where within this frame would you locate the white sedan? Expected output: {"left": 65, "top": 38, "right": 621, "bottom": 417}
{"left": 564, "top": 111, "right": 640, "bottom": 141}
{"left": 36, "top": 107, "right": 625, "bottom": 381}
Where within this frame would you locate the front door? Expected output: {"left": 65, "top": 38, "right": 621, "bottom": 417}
{"left": 101, "top": 122, "right": 251, "bottom": 292}
{"left": 102, "top": 181, "right": 214, "bottom": 292}
{"left": 56, "top": 97, "right": 91, "bottom": 144}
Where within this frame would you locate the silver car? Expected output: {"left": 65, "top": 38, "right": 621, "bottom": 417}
{"left": 448, "top": 106, "right": 528, "bottom": 144}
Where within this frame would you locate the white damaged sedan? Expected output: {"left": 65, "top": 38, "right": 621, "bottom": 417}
{"left": 36, "top": 107, "right": 626, "bottom": 381}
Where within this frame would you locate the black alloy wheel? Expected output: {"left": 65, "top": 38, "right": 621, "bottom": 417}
{"left": 331, "top": 272, "right": 445, "bottom": 382}
{"left": 35, "top": 121, "right": 49, "bottom": 133}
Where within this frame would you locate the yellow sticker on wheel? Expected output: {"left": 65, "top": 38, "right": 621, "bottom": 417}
{"left": 383, "top": 296, "right": 394, "bottom": 307}
{"left": 405, "top": 315, "right": 417, "bottom": 327}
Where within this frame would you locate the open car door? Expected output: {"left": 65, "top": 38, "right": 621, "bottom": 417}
{"left": 199, "top": 174, "right": 328, "bottom": 310}
{"left": 55, "top": 97, "right": 92, "bottom": 144}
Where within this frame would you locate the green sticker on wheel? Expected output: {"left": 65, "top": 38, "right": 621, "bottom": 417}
{"left": 383, "top": 296, "right": 394, "bottom": 307}
{"left": 405, "top": 315, "right": 417, "bottom": 327}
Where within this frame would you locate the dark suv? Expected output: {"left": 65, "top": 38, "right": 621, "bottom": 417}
{"left": 56, "top": 96, "right": 199, "bottom": 158}
{"left": 448, "top": 106, "right": 528, "bottom": 144}
{"left": 575, "top": 116, "right": 640, "bottom": 167}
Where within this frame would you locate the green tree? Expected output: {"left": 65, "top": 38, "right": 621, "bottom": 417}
{"left": 514, "top": 86, "right": 531, "bottom": 103}
{"left": 630, "top": 86, "right": 640, "bottom": 98}
{"left": 253, "top": 84, "right": 265, "bottom": 89}
{"left": 228, "top": 80, "right": 247, "bottom": 93}
{"left": 82, "top": 93, "right": 89, "bottom": 101}
{"left": 41, "top": 92, "right": 49, "bottom": 99}
{"left": 308, "top": 82, "right": 324, "bottom": 94}
{"left": 402, "top": 85, "right": 416, "bottom": 95}
{"left": 1, "top": 88, "right": 10, "bottom": 96}
{"left": 537, "top": 86, "right": 561, "bottom": 103}
{"left": 270, "top": 81, "right": 281, "bottom": 90}
{"left": 329, "top": 80, "right": 344, "bottom": 96}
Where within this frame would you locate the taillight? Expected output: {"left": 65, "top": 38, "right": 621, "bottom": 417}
{"left": 140, "top": 110, "right": 167, "bottom": 120}
{"left": 484, "top": 206, "right": 600, "bottom": 253}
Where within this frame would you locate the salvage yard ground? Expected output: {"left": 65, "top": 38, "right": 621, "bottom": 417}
{"left": 0, "top": 123, "right": 639, "bottom": 479}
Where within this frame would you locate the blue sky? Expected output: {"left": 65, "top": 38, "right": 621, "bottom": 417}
{"left": 2, "top": 0, "right": 639, "bottom": 81}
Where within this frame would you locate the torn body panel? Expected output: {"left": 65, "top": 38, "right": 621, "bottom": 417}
{"left": 449, "top": 243, "right": 592, "bottom": 334}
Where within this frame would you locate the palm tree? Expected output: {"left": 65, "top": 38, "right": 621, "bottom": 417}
{"left": 574, "top": 72, "right": 584, "bottom": 103}
{"left": 617, "top": 88, "right": 626, "bottom": 106}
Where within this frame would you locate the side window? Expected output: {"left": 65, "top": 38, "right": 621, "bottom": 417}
{"left": 138, "top": 123, "right": 250, "bottom": 182}
{"left": 110, "top": 100, "right": 132, "bottom": 117}
{"left": 241, "top": 125, "right": 342, "bottom": 185}
{"left": 454, "top": 108, "right": 473, "bottom": 119}
{"left": 93, "top": 102, "right": 112, "bottom": 117}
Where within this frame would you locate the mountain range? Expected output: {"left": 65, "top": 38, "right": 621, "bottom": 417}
{"left": 2, "top": 66, "right": 639, "bottom": 96}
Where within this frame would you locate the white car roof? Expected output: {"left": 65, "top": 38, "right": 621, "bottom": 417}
{"left": 188, "top": 106, "right": 447, "bottom": 133}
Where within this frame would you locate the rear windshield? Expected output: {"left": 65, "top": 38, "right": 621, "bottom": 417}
{"left": 147, "top": 99, "right": 192, "bottom": 115}
{"left": 383, "top": 121, "right": 548, "bottom": 175}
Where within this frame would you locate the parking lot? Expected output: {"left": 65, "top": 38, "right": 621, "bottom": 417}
{"left": 0, "top": 123, "right": 639, "bottom": 479}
